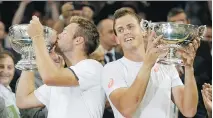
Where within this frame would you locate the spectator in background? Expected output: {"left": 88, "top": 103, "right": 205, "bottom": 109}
{"left": 81, "top": 2, "right": 95, "bottom": 22}
{"left": 95, "top": 18, "right": 123, "bottom": 118}
{"left": 54, "top": 2, "right": 95, "bottom": 34}
{"left": 167, "top": 7, "right": 212, "bottom": 118}
{"left": 12, "top": 1, "right": 59, "bottom": 27}
{"left": 185, "top": 1, "right": 211, "bottom": 26}
{"left": 167, "top": 7, "right": 189, "bottom": 24}
{"left": 43, "top": 1, "right": 60, "bottom": 28}
{"left": 0, "top": 96, "right": 9, "bottom": 118}
{"left": 89, "top": 45, "right": 105, "bottom": 65}
{"left": 97, "top": 18, "right": 122, "bottom": 65}
{"left": 0, "top": 21, "right": 5, "bottom": 51}
{"left": 54, "top": 2, "right": 75, "bottom": 33}
{"left": 0, "top": 50, "right": 20, "bottom": 118}
{"left": 0, "top": 21, "right": 21, "bottom": 94}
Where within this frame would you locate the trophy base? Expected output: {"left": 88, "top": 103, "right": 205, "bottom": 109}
{"left": 15, "top": 59, "right": 37, "bottom": 71}
{"left": 157, "top": 58, "right": 184, "bottom": 66}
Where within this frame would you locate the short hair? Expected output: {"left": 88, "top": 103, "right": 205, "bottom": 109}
{"left": 113, "top": 8, "right": 141, "bottom": 35}
{"left": 0, "top": 50, "right": 15, "bottom": 62}
{"left": 167, "top": 7, "right": 186, "bottom": 21}
{"left": 70, "top": 16, "right": 99, "bottom": 56}
{"left": 97, "top": 18, "right": 113, "bottom": 32}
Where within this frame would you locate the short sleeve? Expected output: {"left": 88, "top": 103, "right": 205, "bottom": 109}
{"left": 70, "top": 60, "right": 103, "bottom": 91}
{"left": 168, "top": 65, "right": 183, "bottom": 87}
{"left": 101, "top": 62, "right": 127, "bottom": 97}
{"left": 34, "top": 85, "right": 51, "bottom": 107}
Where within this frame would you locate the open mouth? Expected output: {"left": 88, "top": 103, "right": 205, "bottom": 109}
{"left": 125, "top": 37, "right": 134, "bottom": 42}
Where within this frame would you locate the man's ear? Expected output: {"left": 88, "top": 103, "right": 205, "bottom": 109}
{"left": 74, "top": 36, "right": 84, "bottom": 45}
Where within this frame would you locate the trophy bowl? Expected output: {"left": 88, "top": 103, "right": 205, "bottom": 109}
{"left": 8, "top": 24, "right": 57, "bottom": 71}
{"left": 140, "top": 20, "right": 206, "bottom": 65}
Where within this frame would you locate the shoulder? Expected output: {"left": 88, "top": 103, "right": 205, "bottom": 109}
{"left": 104, "top": 58, "right": 124, "bottom": 70}
{"left": 71, "top": 59, "right": 103, "bottom": 70}
{"left": 70, "top": 59, "right": 103, "bottom": 77}
{"left": 77, "top": 59, "right": 103, "bottom": 67}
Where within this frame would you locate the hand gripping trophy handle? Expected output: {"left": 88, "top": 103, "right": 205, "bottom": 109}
{"left": 198, "top": 25, "right": 207, "bottom": 39}
{"left": 140, "top": 19, "right": 152, "bottom": 32}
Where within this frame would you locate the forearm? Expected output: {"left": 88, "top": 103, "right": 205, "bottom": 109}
{"left": 53, "top": 20, "right": 65, "bottom": 34}
{"left": 32, "top": 37, "right": 59, "bottom": 82}
{"left": 119, "top": 64, "right": 152, "bottom": 116}
{"left": 12, "top": 2, "right": 27, "bottom": 25}
{"left": 50, "top": 3, "right": 59, "bottom": 21}
{"left": 16, "top": 71, "right": 35, "bottom": 107}
{"left": 183, "top": 67, "right": 198, "bottom": 114}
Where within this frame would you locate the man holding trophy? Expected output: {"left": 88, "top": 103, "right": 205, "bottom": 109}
{"left": 14, "top": 15, "right": 106, "bottom": 118}
{"left": 101, "top": 8, "right": 203, "bottom": 118}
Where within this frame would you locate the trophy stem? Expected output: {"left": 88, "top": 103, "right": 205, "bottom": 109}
{"left": 167, "top": 48, "right": 175, "bottom": 59}
{"left": 157, "top": 47, "right": 184, "bottom": 66}
{"left": 15, "top": 49, "right": 37, "bottom": 71}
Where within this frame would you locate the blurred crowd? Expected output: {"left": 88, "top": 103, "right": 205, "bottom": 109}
{"left": 0, "top": 1, "right": 212, "bottom": 118}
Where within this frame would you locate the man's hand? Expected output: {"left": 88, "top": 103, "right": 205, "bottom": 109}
{"left": 177, "top": 38, "right": 200, "bottom": 67}
{"left": 21, "top": 0, "right": 32, "bottom": 5}
{"left": 27, "top": 16, "right": 44, "bottom": 40}
{"left": 143, "top": 31, "right": 168, "bottom": 68}
{"left": 58, "top": 55, "right": 65, "bottom": 68}
{"left": 201, "top": 83, "right": 212, "bottom": 115}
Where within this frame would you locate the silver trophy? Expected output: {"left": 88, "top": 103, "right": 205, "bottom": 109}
{"left": 140, "top": 20, "right": 206, "bottom": 65}
{"left": 8, "top": 24, "right": 56, "bottom": 70}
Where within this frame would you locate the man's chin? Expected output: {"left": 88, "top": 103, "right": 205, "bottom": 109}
{"left": 0, "top": 80, "right": 10, "bottom": 86}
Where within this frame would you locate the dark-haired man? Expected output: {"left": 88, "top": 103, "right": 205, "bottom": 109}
{"left": 102, "top": 8, "right": 199, "bottom": 118}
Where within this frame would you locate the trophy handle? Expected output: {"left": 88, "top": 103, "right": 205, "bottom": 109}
{"left": 198, "top": 25, "right": 206, "bottom": 39}
{"left": 140, "top": 19, "right": 151, "bottom": 32}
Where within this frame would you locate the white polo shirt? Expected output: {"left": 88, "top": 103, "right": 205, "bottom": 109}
{"left": 34, "top": 59, "right": 106, "bottom": 118}
{"left": 102, "top": 57, "right": 183, "bottom": 118}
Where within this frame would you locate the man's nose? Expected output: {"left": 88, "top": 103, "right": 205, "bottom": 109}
{"left": 124, "top": 28, "right": 131, "bottom": 35}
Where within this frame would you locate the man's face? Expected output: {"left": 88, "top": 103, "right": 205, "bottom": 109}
{"left": 100, "top": 19, "right": 117, "bottom": 49}
{"left": 82, "top": 6, "right": 94, "bottom": 20}
{"left": 0, "top": 56, "right": 15, "bottom": 86}
{"left": 0, "top": 22, "right": 5, "bottom": 40}
{"left": 57, "top": 23, "right": 78, "bottom": 53}
{"left": 49, "top": 34, "right": 63, "bottom": 67}
{"left": 168, "top": 12, "right": 188, "bottom": 24}
{"left": 114, "top": 15, "right": 143, "bottom": 51}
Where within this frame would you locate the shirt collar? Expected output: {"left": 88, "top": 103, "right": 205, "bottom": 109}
{"left": 104, "top": 48, "right": 115, "bottom": 56}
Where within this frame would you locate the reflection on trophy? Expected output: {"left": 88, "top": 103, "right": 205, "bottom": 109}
{"left": 8, "top": 24, "right": 56, "bottom": 70}
{"left": 140, "top": 20, "right": 206, "bottom": 65}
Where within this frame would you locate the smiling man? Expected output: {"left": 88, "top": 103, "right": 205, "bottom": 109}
{"left": 101, "top": 8, "right": 199, "bottom": 118}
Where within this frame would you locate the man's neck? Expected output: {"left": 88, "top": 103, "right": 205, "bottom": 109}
{"left": 101, "top": 42, "right": 113, "bottom": 51}
{"left": 123, "top": 44, "right": 146, "bottom": 62}
{"left": 63, "top": 51, "right": 88, "bottom": 66}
